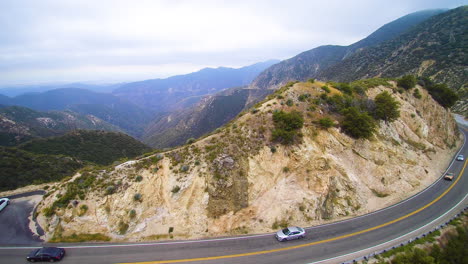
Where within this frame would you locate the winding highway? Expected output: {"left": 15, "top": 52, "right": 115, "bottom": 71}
{"left": 1, "top": 127, "right": 467, "bottom": 264}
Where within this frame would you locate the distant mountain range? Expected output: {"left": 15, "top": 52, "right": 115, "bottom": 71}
{"left": 0, "top": 88, "right": 155, "bottom": 138}
{"left": 112, "top": 60, "right": 279, "bottom": 112}
{"left": 0, "top": 105, "right": 120, "bottom": 146}
{"left": 0, "top": 82, "right": 121, "bottom": 97}
{"left": 0, "top": 61, "right": 280, "bottom": 147}
{"left": 251, "top": 9, "right": 448, "bottom": 90}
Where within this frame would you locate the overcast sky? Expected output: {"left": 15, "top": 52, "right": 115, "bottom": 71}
{"left": 0, "top": 0, "right": 465, "bottom": 86}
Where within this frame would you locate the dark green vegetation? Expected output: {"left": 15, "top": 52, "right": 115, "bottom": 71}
{"left": 341, "top": 107, "right": 376, "bottom": 139}
{"left": 0, "top": 105, "right": 120, "bottom": 146}
{"left": 0, "top": 147, "right": 82, "bottom": 191}
{"left": 271, "top": 110, "right": 304, "bottom": 144}
{"left": 397, "top": 75, "right": 417, "bottom": 90}
{"left": 316, "top": 117, "right": 335, "bottom": 128}
{"left": 375, "top": 91, "right": 401, "bottom": 122}
{"left": 0, "top": 130, "right": 151, "bottom": 191}
{"left": 19, "top": 130, "right": 151, "bottom": 165}
{"left": 375, "top": 213, "right": 468, "bottom": 264}
{"left": 419, "top": 77, "right": 459, "bottom": 108}
{"left": 316, "top": 80, "right": 400, "bottom": 139}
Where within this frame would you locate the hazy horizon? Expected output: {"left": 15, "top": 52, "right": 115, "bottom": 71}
{"left": 0, "top": 0, "right": 465, "bottom": 86}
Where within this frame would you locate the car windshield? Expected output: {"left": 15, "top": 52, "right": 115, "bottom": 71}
{"left": 282, "top": 228, "right": 291, "bottom": 235}
{"left": 0, "top": 200, "right": 3, "bottom": 205}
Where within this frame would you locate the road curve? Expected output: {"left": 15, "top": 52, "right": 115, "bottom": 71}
{"left": 1, "top": 129, "right": 467, "bottom": 264}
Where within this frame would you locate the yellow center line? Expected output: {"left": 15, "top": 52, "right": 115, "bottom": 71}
{"left": 120, "top": 159, "right": 467, "bottom": 264}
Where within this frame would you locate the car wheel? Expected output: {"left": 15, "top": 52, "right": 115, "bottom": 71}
{"left": 282, "top": 238, "right": 287, "bottom": 242}
{"left": 29, "top": 260, "right": 35, "bottom": 263}
{"left": 300, "top": 235, "right": 304, "bottom": 239}
{"left": 49, "top": 259, "right": 55, "bottom": 262}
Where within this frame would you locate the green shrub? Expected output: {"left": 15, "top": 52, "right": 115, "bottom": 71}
{"left": 397, "top": 75, "right": 417, "bottom": 90}
{"left": 171, "top": 186, "right": 181, "bottom": 193}
{"left": 168, "top": 227, "right": 174, "bottom": 233}
{"left": 118, "top": 221, "right": 129, "bottom": 235}
{"left": 298, "top": 94, "right": 310, "bottom": 102}
{"left": 374, "top": 91, "right": 400, "bottom": 122}
{"left": 413, "top": 89, "right": 422, "bottom": 99}
{"left": 334, "top": 82, "right": 353, "bottom": 95}
{"left": 186, "top": 138, "right": 195, "bottom": 145}
{"left": 43, "top": 207, "right": 54, "bottom": 217}
{"left": 105, "top": 185, "right": 116, "bottom": 195}
{"left": 129, "top": 209, "right": 136, "bottom": 218}
{"left": 308, "top": 78, "right": 315, "bottom": 83}
{"left": 135, "top": 175, "right": 143, "bottom": 182}
{"left": 78, "top": 204, "right": 88, "bottom": 216}
{"left": 286, "top": 99, "right": 294, "bottom": 106}
{"left": 317, "top": 117, "right": 334, "bottom": 128}
{"left": 341, "top": 107, "right": 376, "bottom": 139}
{"left": 270, "top": 146, "right": 277, "bottom": 153}
{"left": 272, "top": 219, "right": 289, "bottom": 230}
{"left": 133, "top": 193, "right": 142, "bottom": 202}
{"left": 271, "top": 111, "right": 304, "bottom": 144}
{"left": 180, "top": 165, "right": 189, "bottom": 172}
{"left": 321, "top": 86, "right": 331, "bottom": 93}
{"left": 426, "top": 83, "right": 458, "bottom": 108}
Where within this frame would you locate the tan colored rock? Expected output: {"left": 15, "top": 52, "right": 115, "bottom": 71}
{"left": 36, "top": 81, "right": 461, "bottom": 242}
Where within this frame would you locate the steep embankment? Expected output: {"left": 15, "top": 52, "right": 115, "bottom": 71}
{"left": 36, "top": 80, "right": 460, "bottom": 242}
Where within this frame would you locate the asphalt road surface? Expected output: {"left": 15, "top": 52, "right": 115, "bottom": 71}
{"left": 1, "top": 128, "right": 467, "bottom": 264}
{"left": 0, "top": 191, "right": 44, "bottom": 246}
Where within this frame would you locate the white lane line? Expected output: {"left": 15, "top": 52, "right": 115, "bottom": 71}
{"left": 308, "top": 193, "right": 468, "bottom": 264}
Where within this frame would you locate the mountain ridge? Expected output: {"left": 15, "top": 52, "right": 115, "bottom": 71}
{"left": 113, "top": 60, "right": 279, "bottom": 112}
{"left": 35, "top": 79, "right": 461, "bottom": 241}
{"left": 251, "top": 8, "right": 449, "bottom": 90}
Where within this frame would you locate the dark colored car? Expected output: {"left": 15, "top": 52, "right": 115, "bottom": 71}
{"left": 27, "top": 247, "right": 65, "bottom": 262}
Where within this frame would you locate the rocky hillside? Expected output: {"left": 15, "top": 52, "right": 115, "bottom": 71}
{"left": 113, "top": 60, "right": 279, "bottom": 112}
{"left": 142, "top": 88, "right": 251, "bottom": 148}
{"left": 251, "top": 9, "right": 446, "bottom": 90}
{"left": 318, "top": 6, "right": 467, "bottom": 91}
{"left": 0, "top": 105, "right": 120, "bottom": 146}
{"left": 35, "top": 79, "right": 461, "bottom": 242}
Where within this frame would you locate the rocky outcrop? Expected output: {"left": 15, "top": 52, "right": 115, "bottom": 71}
{"left": 36, "top": 81, "right": 461, "bottom": 242}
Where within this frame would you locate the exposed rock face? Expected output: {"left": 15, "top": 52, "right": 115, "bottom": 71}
{"left": 36, "top": 81, "right": 461, "bottom": 242}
